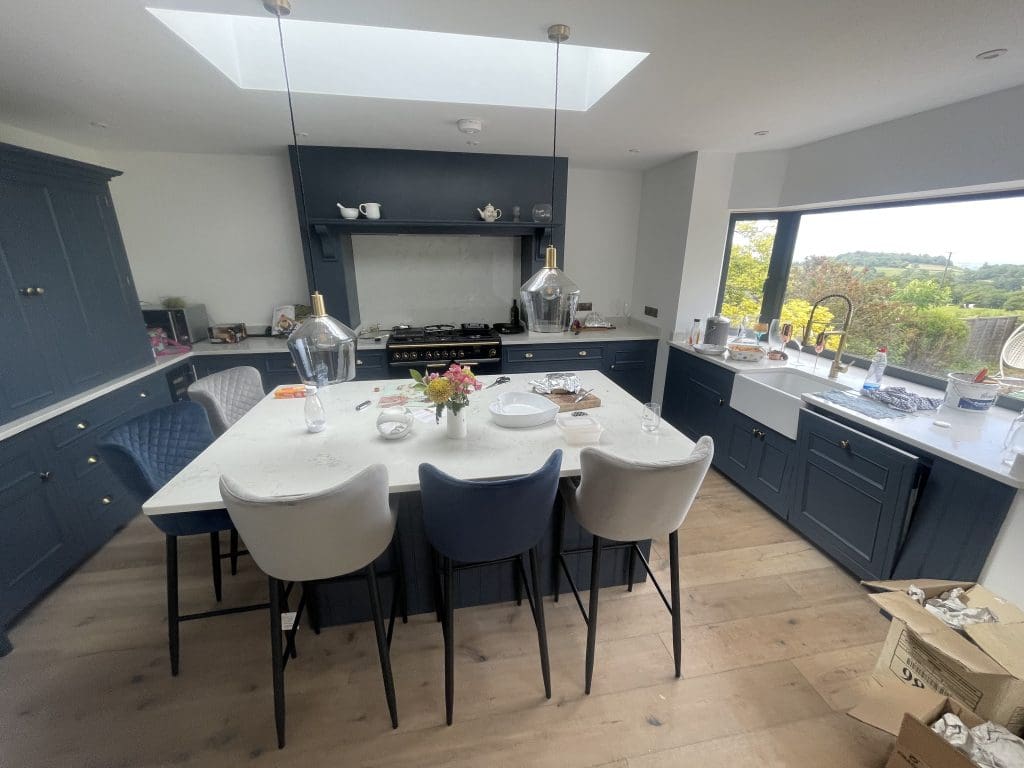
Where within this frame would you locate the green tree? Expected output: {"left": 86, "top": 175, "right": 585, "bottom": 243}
{"left": 901, "top": 307, "right": 970, "bottom": 374}
{"left": 893, "top": 279, "right": 952, "bottom": 309}
{"left": 720, "top": 221, "right": 775, "bottom": 322}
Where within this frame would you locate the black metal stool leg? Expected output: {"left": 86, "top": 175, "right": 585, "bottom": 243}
{"left": 392, "top": 535, "right": 409, "bottom": 625}
{"left": 627, "top": 542, "right": 637, "bottom": 592}
{"left": 432, "top": 551, "right": 444, "bottom": 624}
{"left": 305, "top": 582, "right": 321, "bottom": 635}
{"left": 553, "top": 505, "right": 565, "bottom": 602}
{"left": 514, "top": 558, "right": 523, "bottom": 606}
{"left": 585, "top": 535, "right": 603, "bottom": 695}
{"left": 669, "top": 530, "right": 682, "bottom": 678}
{"left": 528, "top": 547, "right": 552, "bottom": 699}
{"left": 269, "top": 576, "right": 286, "bottom": 749}
{"left": 367, "top": 564, "right": 399, "bottom": 729}
{"left": 209, "top": 532, "right": 222, "bottom": 602}
{"left": 444, "top": 557, "right": 455, "bottom": 726}
{"left": 166, "top": 535, "right": 180, "bottom": 677}
{"left": 230, "top": 528, "right": 240, "bottom": 576}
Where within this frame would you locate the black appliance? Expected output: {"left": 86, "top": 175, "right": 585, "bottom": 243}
{"left": 386, "top": 323, "right": 501, "bottom": 373}
{"left": 142, "top": 305, "right": 210, "bottom": 345}
{"left": 165, "top": 362, "right": 197, "bottom": 401}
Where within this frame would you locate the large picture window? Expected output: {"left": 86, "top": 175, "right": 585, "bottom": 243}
{"left": 718, "top": 192, "right": 1024, "bottom": 390}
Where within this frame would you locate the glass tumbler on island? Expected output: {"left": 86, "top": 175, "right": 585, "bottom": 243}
{"left": 304, "top": 386, "right": 326, "bottom": 433}
{"left": 641, "top": 402, "right": 661, "bottom": 433}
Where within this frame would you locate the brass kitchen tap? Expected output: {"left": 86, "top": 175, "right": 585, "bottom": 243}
{"left": 804, "top": 294, "right": 854, "bottom": 380}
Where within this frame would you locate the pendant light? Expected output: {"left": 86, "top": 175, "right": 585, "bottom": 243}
{"left": 519, "top": 23, "right": 581, "bottom": 334}
{"left": 264, "top": 0, "right": 357, "bottom": 387}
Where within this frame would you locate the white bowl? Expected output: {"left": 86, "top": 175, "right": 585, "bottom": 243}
{"left": 488, "top": 392, "right": 559, "bottom": 428}
{"left": 693, "top": 343, "right": 727, "bottom": 356}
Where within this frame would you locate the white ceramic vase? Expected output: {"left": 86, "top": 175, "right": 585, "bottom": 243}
{"left": 446, "top": 408, "right": 467, "bottom": 439}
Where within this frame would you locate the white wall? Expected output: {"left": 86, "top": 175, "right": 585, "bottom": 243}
{"left": 565, "top": 167, "right": 643, "bottom": 316}
{"left": 0, "top": 122, "right": 103, "bottom": 165}
{"left": 105, "top": 150, "right": 307, "bottom": 328}
{"left": 631, "top": 154, "right": 698, "bottom": 400}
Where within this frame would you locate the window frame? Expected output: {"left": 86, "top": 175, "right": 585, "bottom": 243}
{"left": 717, "top": 188, "right": 1024, "bottom": 402}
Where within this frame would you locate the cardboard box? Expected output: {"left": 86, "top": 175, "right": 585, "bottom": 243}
{"left": 850, "top": 683, "right": 984, "bottom": 768}
{"left": 862, "top": 579, "right": 1024, "bottom": 733}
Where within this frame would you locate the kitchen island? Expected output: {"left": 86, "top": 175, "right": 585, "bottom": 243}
{"left": 143, "top": 370, "right": 695, "bottom": 625}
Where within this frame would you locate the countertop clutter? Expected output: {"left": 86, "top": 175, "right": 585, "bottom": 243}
{"left": 668, "top": 339, "right": 1024, "bottom": 488}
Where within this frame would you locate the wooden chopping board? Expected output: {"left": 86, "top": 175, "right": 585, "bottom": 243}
{"left": 543, "top": 392, "right": 602, "bottom": 411}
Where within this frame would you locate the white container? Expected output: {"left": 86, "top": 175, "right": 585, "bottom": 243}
{"left": 943, "top": 373, "right": 1000, "bottom": 411}
{"left": 488, "top": 392, "right": 559, "bottom": 428}
{"left": 555, "top": 413, "right": 604, "bottom": 444}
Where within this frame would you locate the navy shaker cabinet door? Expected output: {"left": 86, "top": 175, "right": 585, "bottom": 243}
{"left": 791, "top": 409, "right": 920, "bottom": 580}
{"left": 662, "top": 347, "right": 733, "bottom": 447}
{"left": 718, "top": 408, "right": 794, "bottom": 519}
{"left": 603, "top": 341, "right": 656, "bottom": 402}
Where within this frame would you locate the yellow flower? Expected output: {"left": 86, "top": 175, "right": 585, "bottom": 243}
{"left": 425, "top": 377, "right": 454, "bottom": 405}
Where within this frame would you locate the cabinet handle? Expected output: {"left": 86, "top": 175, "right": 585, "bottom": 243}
{"left": 524, "top": 352, "right": 534, "bottom": 359}
{"left": 20, "top": 287, "right": 37, "bottom": 296}
{"left": 717, "top": 398, "right": 725, "bottom": 406}
{"left": 578, "top": 350, "right": 588, "bottom": 357}
{"left": 356, "top": 359, "right": 363, "bottom": 366}
{"left": 139, "top": 391, "right": 148, "bottom": 398}
{"left": 290, "top": 361, "right": 296, "bottom": 368}
{"left": 101, "top": 495, "right": 113, "bottom": 505}
{"left": 35, "top": 286, "right": 45, "bottom": 295}
{"left": 87, "top": 456, "right": 99, "bottom": 465}
{"left": 76, "top": 421, "right": 89, "bottom": 431}
{"left": 752, "top": 428, "right": 765, "bottom": 440}
{"left": 39, "top": 471, "right": 53, "bottom": 481}
{"left": 839, "top": 439, "right": 850, "bottom": 449}
{"left": 610, "top": 365, "right": 616, "bottom": 370}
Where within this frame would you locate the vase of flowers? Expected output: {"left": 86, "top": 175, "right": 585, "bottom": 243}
{"left": 411, "top": 363, "right": 482, "bottom": 440}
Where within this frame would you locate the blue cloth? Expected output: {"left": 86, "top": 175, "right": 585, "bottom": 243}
{"left": 98, "top": 401, "right": 232, "bottom": 536}
{"left": 419, "top": 451, "right": 563, "bottom": 562}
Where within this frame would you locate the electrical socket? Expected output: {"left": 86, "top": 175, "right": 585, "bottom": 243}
{"left": 577, "top": 301, "right": 593, "bottom": 312}
{"left": 644, "top": 305, "right": 659, "bottom": 318}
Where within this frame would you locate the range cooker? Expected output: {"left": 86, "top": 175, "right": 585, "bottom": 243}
{"left": 385, "top": 324, "right": 502, "bottom": 373}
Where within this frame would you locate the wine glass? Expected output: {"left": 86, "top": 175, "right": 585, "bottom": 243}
{"left": 789, "top": 327, "right": 806, "bottom": 367}
{"left": 812, "top": 332, "right": 826, "bottom": 374}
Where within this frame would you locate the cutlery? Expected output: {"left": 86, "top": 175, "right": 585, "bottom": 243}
{"left": 355, "top": 400, "right": 372, "bottom": 411}
{"left": 486, "top": 376, "right": 511, "bottom": 389}
{"left": 573, "top": 388, "right": 593, "bottom": 403}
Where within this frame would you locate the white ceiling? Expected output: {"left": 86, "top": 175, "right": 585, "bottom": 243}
{"left": 2, "top": 0, "right": 1023, "bottom": 169}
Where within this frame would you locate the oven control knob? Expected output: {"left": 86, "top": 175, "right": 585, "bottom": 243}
{"left": 457, "top": 350, "right": 465, "bottom": 358}
{"left": 488, "top": 348, "right": 498, "bottom": 357}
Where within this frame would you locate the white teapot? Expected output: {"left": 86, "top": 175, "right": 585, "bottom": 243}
{"left": 477, "top": 203, "right": 502, "bottom": 222}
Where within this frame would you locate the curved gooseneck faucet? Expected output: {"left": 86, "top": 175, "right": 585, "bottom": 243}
{"left": 803, "top": 294, "right": 855, "bottom": 380}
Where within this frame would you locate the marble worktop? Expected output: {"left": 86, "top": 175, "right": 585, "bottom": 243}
{"left": 143, "top": 371, "right": 695, "bottom": 515}
{"left": 501, "top": 318, "right": 660, "bottom": 345}
{"left": 669, "top": 341, "right": 1024, "bottom": 488}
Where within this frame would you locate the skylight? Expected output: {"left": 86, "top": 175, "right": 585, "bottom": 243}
{"left": 147, "top": 8, "right": 647, "bottom": 111}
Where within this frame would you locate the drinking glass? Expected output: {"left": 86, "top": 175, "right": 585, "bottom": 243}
{"left": 767, "top": 319, "right": 785, "bottom": 358}
{"left": 641, "top": 402, "right": 661, "bottom": 433}
{"left": 812, "top": 332, "right": 826, "bottom": 375}
{"left": 790, "top": 328, "right": 806, "bottom": 367}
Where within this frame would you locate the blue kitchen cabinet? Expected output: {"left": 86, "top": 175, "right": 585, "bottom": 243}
{"left": 791, "top": 409, "right": 921, "bottom": 580}
{"left": 662, "top": 346, "right": 733, "bottom": 448}
{"left": 192, "top": 347, "right": 386, "bottom": 390}
{"left": 603, "top": 340, "right": 657, "bottom": 402}
{"left": 719, "top": 408, "right": 795, "bottom": 519}
{"left": 503, "top": 343, "right": 605, "bottom": 374}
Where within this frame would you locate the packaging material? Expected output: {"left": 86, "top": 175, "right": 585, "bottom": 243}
{"left": 904, "top": 585, "right": 1000, "bottom": 630}
{"left": 850, "top": 683, "right": 983, "bottom": 768}
{"left": 861, "top": 580, "right": 1024, "bottom": 733}
{"left": 932, "top": 712, "right": 1024, "bottom": 767}
{"left": 208, "top": 323, "right": 247, "bottom": 343}
{"left": 529, "top": 373, "right": 581, "bottom": 395}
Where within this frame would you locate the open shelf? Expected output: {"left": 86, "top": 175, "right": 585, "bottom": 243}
{"left": 307, "top": 218, "right": 557, "bottom": 237}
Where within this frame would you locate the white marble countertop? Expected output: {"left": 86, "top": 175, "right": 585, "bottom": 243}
{"left": 502, "top": 318, "right": 660, "bottom": 345}
{"left": 143, "top": 371, "right": 695, "bottom": 515}
{"left": 669, "top": 341, "right": 1024, "bottom": 488}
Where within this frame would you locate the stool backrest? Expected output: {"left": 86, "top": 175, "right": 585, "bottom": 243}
{"left": 573, "top": 436, "right": 714, "bottom": 541}
{"left": 98, "top": 401, "right": 215, "bottom": 499}
{"left": 219, "top": 465, "right": 395, "bottom": 582}
{"left": 418, "top": 450, "right": 562, "bottom": 563}
{"left": 187, "top": 366, "right": 265, "bottom": 437}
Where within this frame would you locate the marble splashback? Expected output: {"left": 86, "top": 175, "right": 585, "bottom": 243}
{"left": 352, "top": 234, "right": 517, "bottom": 328}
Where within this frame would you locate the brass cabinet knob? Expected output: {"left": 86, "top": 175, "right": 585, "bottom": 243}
{"left": 610, "top": 365, "right": 616, "bottom": 370}
{"left": 39, "top": 471, "right": 53, "bottom": 481}
{"left": 356, "top": 359, "right": 363, "bottom": 366}
{"left": 35, "top": 287, "right": 45, "bottom": 295}
{"left": 839, "top": 439, "right": 850, "bottom": 449}
{"left": 87, "top": 456, "right": 99, "bottom": 465}
{"left": 290, "top": 361, "right": 296, "bottom": 368}
{"left": 101, "top": 496, "right": 112, "bottom": 505}
{"left": 76, "top": 421, "right": 89, "bottom": 431}
{"left": 752, "top": 428, "right": 766, "bottom": 440}
{"left": 578, "top": 350, "right": 587, "bottom": 357}
{"left": 20, "top": 287, "right": 37, "bottom": 296}
{"left": 524, "top": 352, "right": 534, "bottom": 359}
{"left": 139, "top": 391, "right": 148, "bottom": 398}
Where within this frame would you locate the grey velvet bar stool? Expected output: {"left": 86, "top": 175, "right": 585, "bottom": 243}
{"left": 189, "top": 366, "right": 266, "bottom": 574}
{"left": 556, "top": 437, "right": 714, "bottom": 693}
{"left": 220, "top": 465, "right": 402, "bottom": 750}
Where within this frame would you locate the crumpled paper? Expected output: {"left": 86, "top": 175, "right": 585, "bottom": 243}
{"left": 529, "top": 373, "right": 581, "bottom": 394}
{"left": 906, "top": 585, "right": 998, "bottom": 630}
{"left": 932, "top": 713, "right": 1024, "bottom": 768}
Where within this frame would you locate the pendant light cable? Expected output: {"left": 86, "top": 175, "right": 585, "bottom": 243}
{"left": 549, "top": 34, "right": 560, "bottom": 237}
{"left": 273, "top": 10, "right": 316, "bottom": 291}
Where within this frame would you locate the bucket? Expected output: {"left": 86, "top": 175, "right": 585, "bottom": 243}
{"left": 944, "top": 373, "right": 1000, "bottom": 411}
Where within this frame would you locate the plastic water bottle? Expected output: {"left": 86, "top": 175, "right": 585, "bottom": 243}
{"left": 862, "top": 347, "right": 888, "bottom": 391}
{"left": 304, "top": 386, "right": 326, "bottom": 433}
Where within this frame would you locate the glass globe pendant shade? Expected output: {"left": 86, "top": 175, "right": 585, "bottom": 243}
{"left": 287, "top": 291, "right": 357, "bottom": 387}
{"left": 520, "top": 245, "right": 580, "bottom": 333}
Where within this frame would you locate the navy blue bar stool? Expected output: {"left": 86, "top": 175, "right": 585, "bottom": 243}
{"left": 98, "top": 401, "right": 266, "bottom": 676}
{"left": 418, "top": 450, "right": 562, "bottom": 725}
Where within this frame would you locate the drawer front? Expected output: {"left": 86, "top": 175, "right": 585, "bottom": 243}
{"left": 263, "top": 353, "right": 298, "bottom": 374}
{"left": 504, "top": 345, "right": 604, "bottom": 365}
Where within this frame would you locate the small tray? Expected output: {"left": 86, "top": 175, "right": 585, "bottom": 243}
{"left": 543, "top": 392, "right": 602, "bottom": 411}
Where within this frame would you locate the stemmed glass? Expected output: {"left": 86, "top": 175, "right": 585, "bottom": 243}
{"left": 812, "top": 332, "right": 826, "bottom": 374}
{"left": 789, "top": 327, "right": 806, "bottom": 367}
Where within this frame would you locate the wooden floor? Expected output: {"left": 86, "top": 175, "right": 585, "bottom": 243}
{"left": 0, "top": 470, "right": 896, "bottom": 767}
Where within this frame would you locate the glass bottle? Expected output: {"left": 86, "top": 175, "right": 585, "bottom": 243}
{"left": 519, "top": 245, "right": 581, "bottom": 333}
{"left": 688, "top": 318, "right": 701, "bottom": 345}
{"left": 287, "top": 292, "right": 357, "bottom": 388}
{"left": 1003, "top": 411, "right": 1024, "bottom": 465}
{"left": 304, "top": 386, "right": 326, "bottom": 433}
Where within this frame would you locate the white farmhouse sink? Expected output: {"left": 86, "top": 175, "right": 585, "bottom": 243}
{"left": 730, "top": 368, "right": 851, "bottom": 440}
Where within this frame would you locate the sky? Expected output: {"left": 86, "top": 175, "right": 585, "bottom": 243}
{"left": 791, "top": 196, "right": 1024, "bottom": 267}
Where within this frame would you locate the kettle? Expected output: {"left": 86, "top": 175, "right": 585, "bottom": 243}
{"left": 704, "top": 313, "right": 731, "bottom": 346}
{"left": 477, "top": 203, "right": 502, "bottom": 222}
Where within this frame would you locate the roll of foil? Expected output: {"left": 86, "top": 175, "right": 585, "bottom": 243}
{"left": 529, "top": 373, "right": 581, "bottom": 394}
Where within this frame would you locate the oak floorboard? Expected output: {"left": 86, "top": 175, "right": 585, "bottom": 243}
{"left": 0, "top": 468, "right": 894, "bottom": 767}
